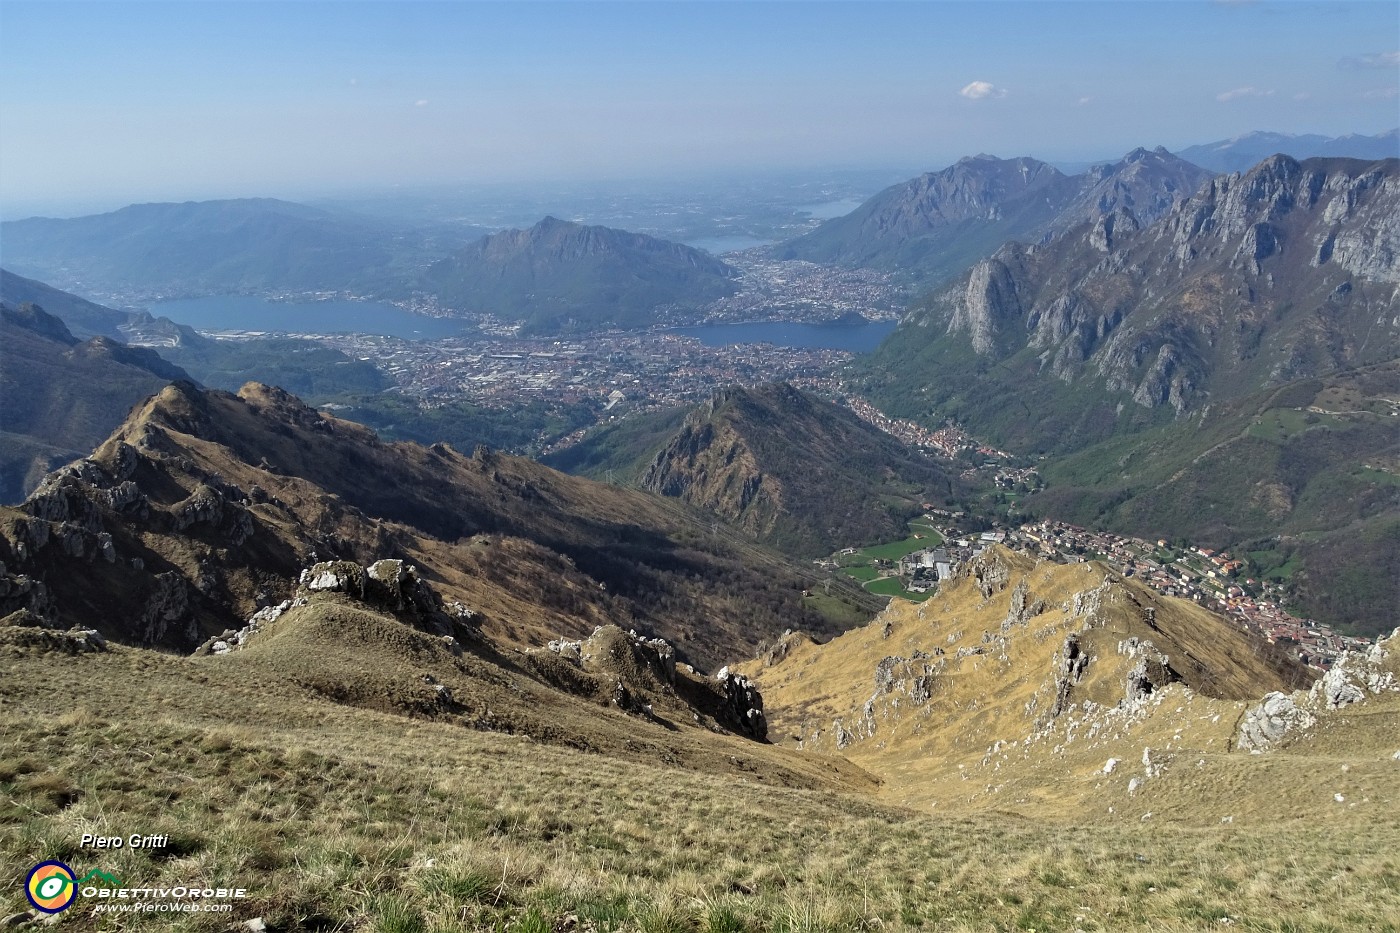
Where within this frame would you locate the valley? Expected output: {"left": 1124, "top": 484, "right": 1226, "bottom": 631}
{"left": 3, "top": 86, "right": 1399, "bottom": 932}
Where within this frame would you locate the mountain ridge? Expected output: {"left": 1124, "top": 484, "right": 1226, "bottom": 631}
{"left": 0, "top": 379, "right": 873, "bottom": 666}
{"left": 776, "top": 147, "right": 1215, "bottom": 287}
{"left": 1176, "top": 128, "right": 1400, "bottom": 174}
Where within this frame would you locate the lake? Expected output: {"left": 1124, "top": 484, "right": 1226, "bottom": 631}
{"left": 684, "top": 235, "right": 775, "bottom": 254}
{"left": 670, "top": 320, "right": 896, "bottom": 352}
{"left": 149, "top": 296, "right": 475, "bottom": 340}
{"left": 798, "top": 198, "right": 864, "bottom": 220}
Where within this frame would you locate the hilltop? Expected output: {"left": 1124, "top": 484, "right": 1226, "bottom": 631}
{"left": 422, "top": 216, "right": 739, "bottom": 334}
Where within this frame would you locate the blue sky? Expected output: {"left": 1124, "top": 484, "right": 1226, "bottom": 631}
{"left": 1, "top": 1, "right": 1396, "bottom": 215}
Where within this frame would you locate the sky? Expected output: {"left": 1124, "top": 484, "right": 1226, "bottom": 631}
{"left": 1, "top": 0, "right": 1397, "bottom": 216}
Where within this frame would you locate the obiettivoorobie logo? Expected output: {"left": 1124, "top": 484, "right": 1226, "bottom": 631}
{"left": 25, "top": 861, "right": 77, "bottom": 914}
{"left": 23, "top": 863, "right": 123, "bottom": 914}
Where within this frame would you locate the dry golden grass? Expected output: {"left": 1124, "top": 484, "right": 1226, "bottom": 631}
{"left": 3, "top": 613, "right": 1399, "bottom": 932}
{"left": 736, "top": 550, "right": 1383, "bottom": 828}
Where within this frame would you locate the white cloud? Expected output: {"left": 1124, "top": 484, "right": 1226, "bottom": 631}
{"left": 415, "top": 99, "right": 429, "bottom": 107}
{"left": 1340, "top": 50, "right": 1400, "bottom": 70}
{"left": 1216, "top": 86, "right": 1274, "bottom": 102}
{"left": 1363, "top": 87, "right": 1399, "bottom": 99}
{"left": 1292, "top": 92, "right": 1311, "bottom": 101}
{"left": 959, "top": 81, "right": 1007, "bottom": 101}
{"left": 349, "top": 77, "right": 359, "bottom": 86}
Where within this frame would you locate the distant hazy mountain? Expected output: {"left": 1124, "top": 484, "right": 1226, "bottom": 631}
{"left": 422, "top": 216, "right": 739, "bottom": 334}
{"left": 777, "top": 148, "right": 1213, "bottom": 286}
{"left": 0, "top": 301, "right": 191, "bottom": 502}
{"left": 0, "top": 198, "right": 443, "bottom": 297}
{"left": 1176, "top": 129, "right": 1399, "bottom": 174}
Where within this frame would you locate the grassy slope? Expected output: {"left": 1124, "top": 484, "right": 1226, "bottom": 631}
{"left": 4, "top": 580, "right": 1397, "bottom": 932}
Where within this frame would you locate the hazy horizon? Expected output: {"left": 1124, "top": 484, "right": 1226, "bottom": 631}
{"left": 2, "top": 0, "right": 1398, "bottom": 219}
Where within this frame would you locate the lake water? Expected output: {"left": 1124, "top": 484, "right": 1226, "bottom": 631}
{"left": 798, "top": 198, "right": 864, "bottom": 220}
{"left": 149, "top": 296, "right": 475, "bottom": 340}
{"left": 670, "top": 320, "right": 896, "bottom": 352}
{"left": 685, "top": 235, "right": 775, "bottom": 254}
{"left": 150, "top": 295, "right": 898, "bottom": 352}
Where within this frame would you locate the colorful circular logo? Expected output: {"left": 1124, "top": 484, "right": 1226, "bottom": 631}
{"left": 26, "top": 861, "right": 77, "bottom": 914}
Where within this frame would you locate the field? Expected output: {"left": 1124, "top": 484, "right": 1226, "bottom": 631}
{"left": 862, "top": 576, "right": 932, "bottom": 602}
{"left": 851, "top": 520, "right": 943, "bottom": 562}
{"left": 832, "top": 520, "right": 943, "bottom": 603}
{"left": 4, "top": 636, "right": 1399, "bottom": 933}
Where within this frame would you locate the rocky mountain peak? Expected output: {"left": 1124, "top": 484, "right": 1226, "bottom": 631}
{"left": 909, "top": 154, "right": 1399, "bottom": 430}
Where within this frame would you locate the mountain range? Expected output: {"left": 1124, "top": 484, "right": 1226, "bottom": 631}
{"left": 854, "top": 154, "right": 1399, "bottom": 635}
{"left": 0, "top": 379, "right": 882, "bottom": 666}
{"left": 1175, "top": 128, "right": 1400, "bottom": 174}
{"left": 0, "top": 198, "right": 467, "bottom": 299}
{"left": 776, "top": 147, "right": 1215, "bottom": 286}
{"left": 865, "top": 155, "right": 1400, "bottom": 447}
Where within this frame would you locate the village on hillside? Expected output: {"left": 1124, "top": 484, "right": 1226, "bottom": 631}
{"left": 829, "top": 397, "right": 1373, "bottom": 670}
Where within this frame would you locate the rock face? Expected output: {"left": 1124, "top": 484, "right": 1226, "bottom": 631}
{"left": 532, "top": 625, "right": 768, "bottom": 743}
{"left": 719, "top": 670, "right": 768, "bottom": 741}
{"left": 1236, "top": 627, "right": 1399, "bottom": 752}
{"left": 637, "top": 383, "right": 956, "bottom": 558}
{"left": 1237, "top": 692, "right": 1317, "bottom": 753}
{"left": 908, "top": 155, "right": 1400, "bottom": 416}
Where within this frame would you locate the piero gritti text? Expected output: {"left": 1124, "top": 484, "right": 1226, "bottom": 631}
{"left": 80, "top": 833, "right": 170, "bottom": 850}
